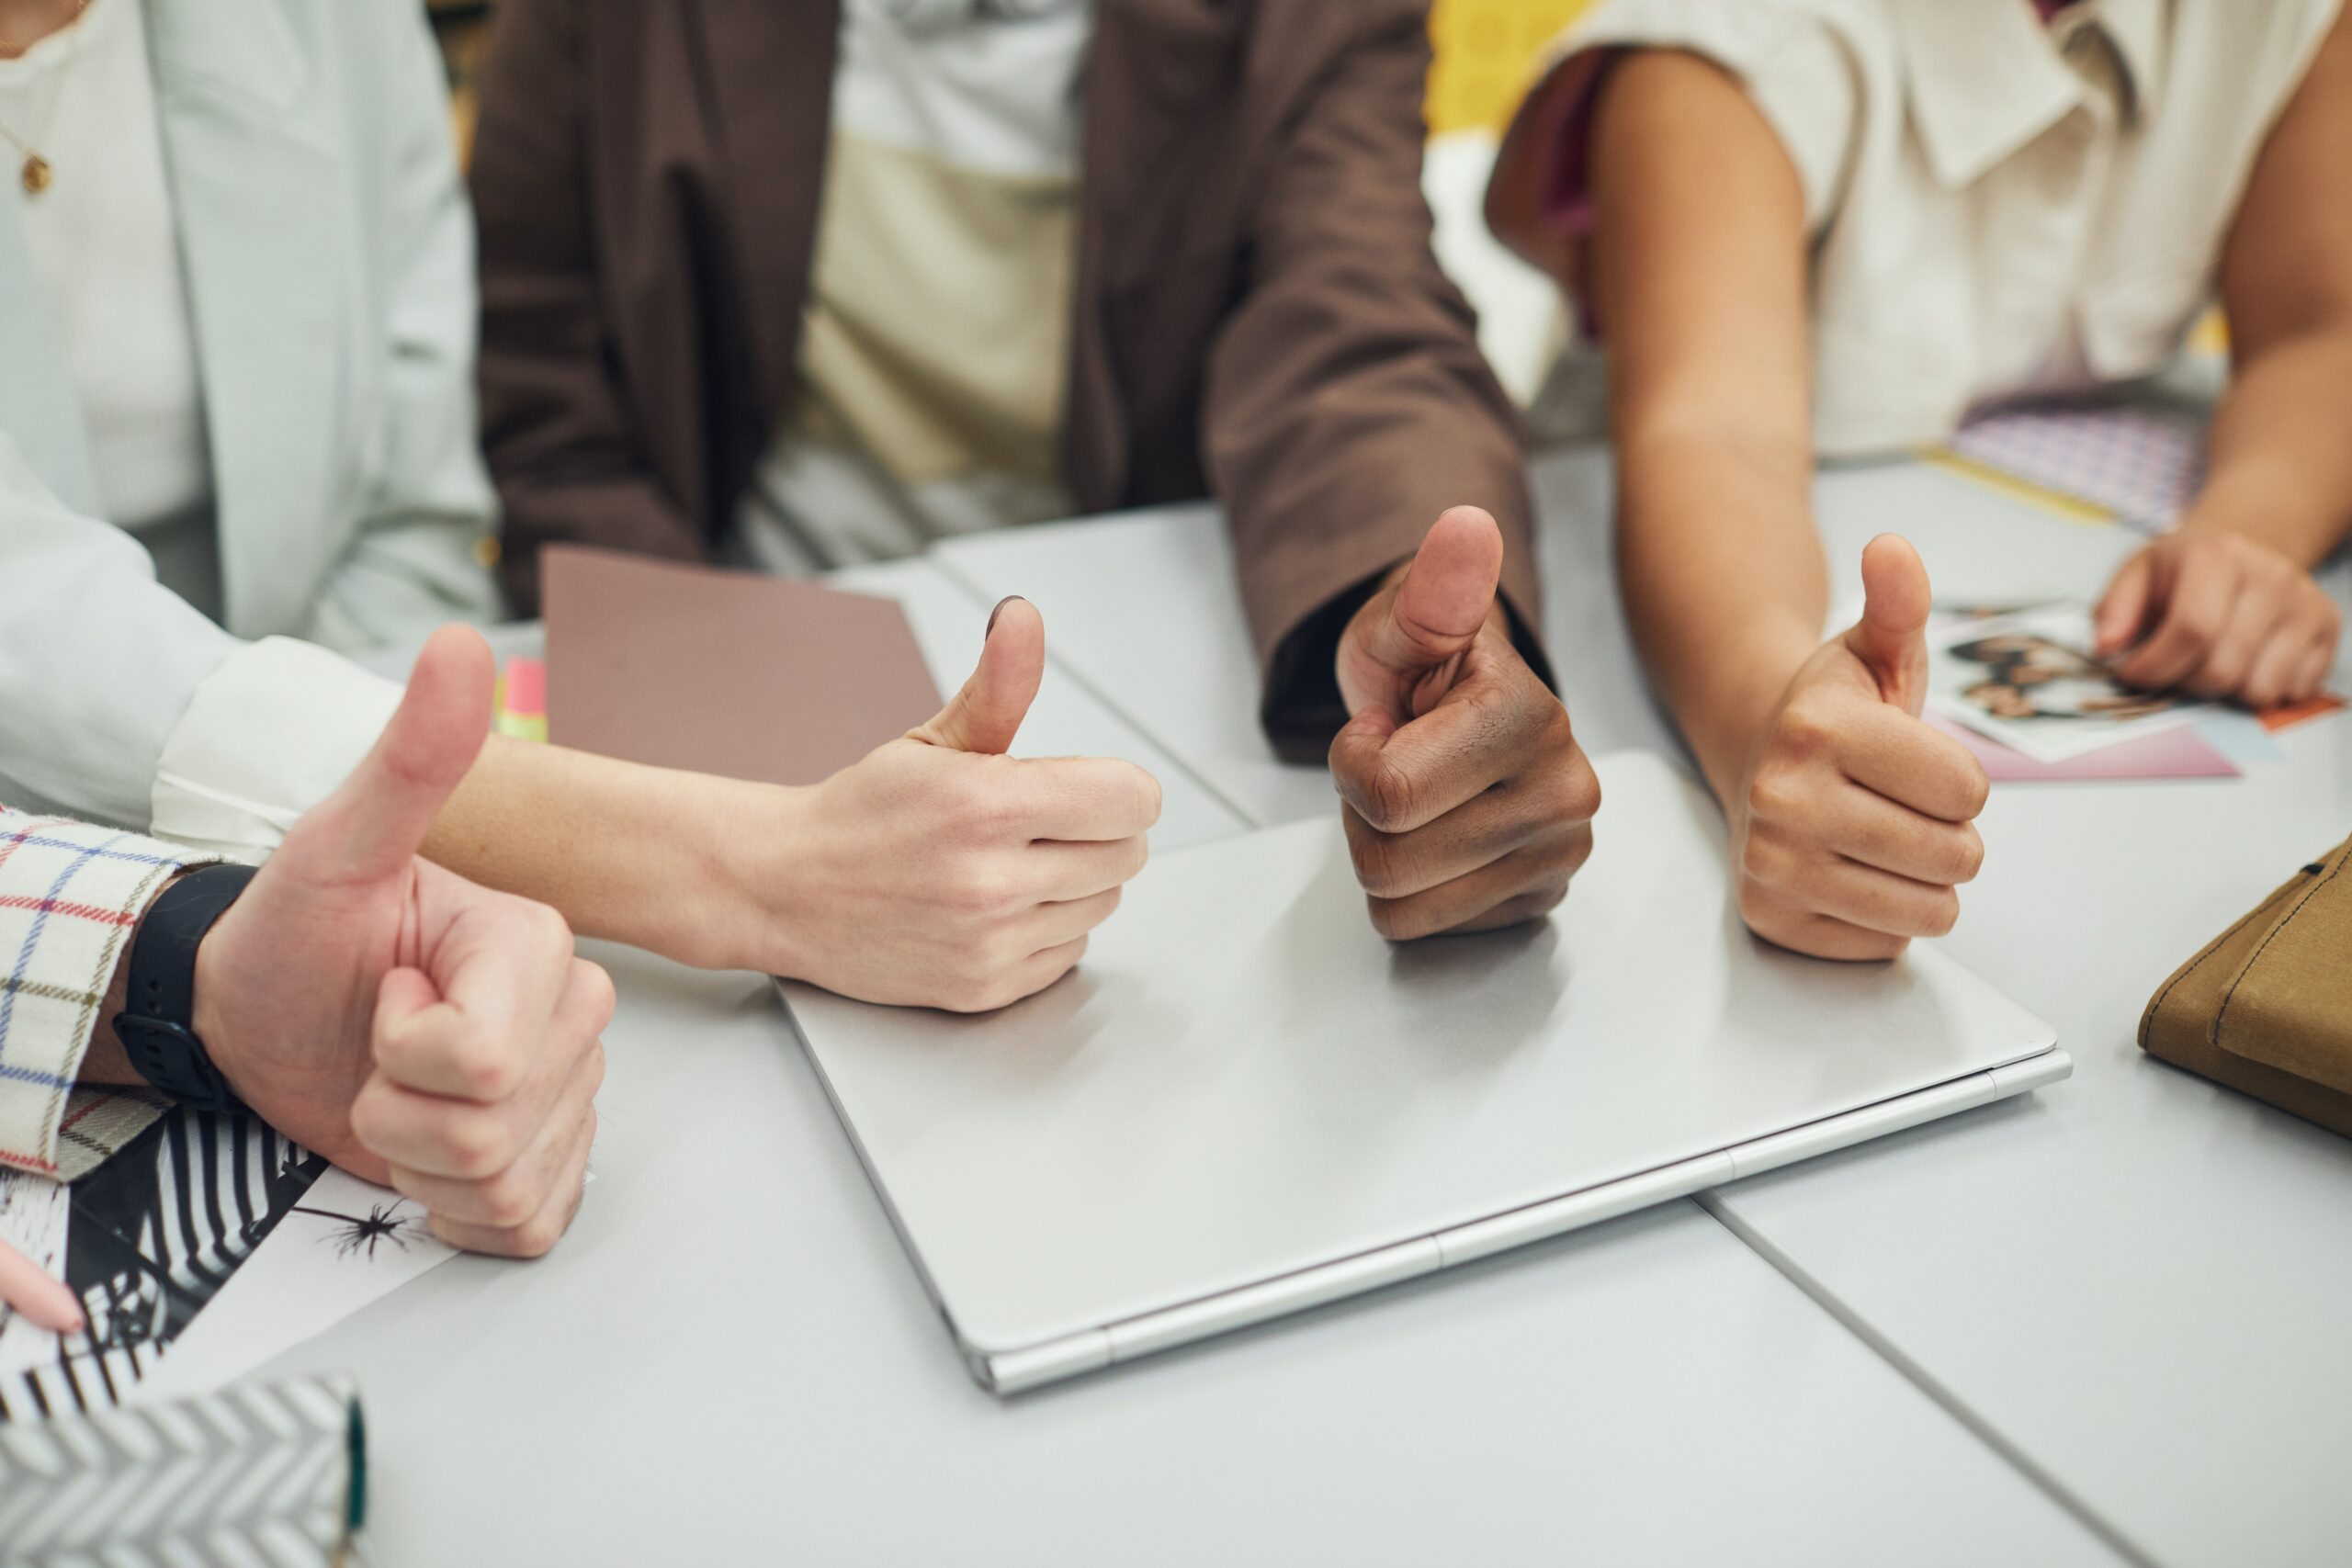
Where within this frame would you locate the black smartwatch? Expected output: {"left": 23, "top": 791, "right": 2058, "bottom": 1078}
{"left": 111, "top": 862, "right": 259, "bottom": 1116}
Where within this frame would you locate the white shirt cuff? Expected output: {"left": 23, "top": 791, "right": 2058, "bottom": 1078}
{"left": 150, "top": 637, "right": 402, "bottom": 862}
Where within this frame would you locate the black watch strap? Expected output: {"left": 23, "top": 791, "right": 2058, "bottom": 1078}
{"left": 111, "top": 862, "right": 258, "bottom": 1116}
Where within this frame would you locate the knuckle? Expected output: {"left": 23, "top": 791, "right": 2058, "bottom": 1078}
{"left": 2177, "top": 601, "right": 2222, "bottom": 645}
{"left": 940, "top": 972, "right": 1001, "bottom": 1014}
{"left": 1517, "top": 877, "right": 1571, "bottom": 921}
{"left": 448, "top": 1027, "right": 522, "bottom": 1101}
{"left": 1736, "top": 886, "right": 1794, "bottom": 946}
{"left": 1922, "top": 891, "right": 1962, "bottom": 939}
{"left": 574, "top": 959, "right": 618, "bottom": 1029}
{"left": 1560, "top": 822, "right": 1597, "bottom": 878}
{"left": 1348, "top": 828, "right": 1408, "bottom": 898}
{"left": 944, "top": 771, "right": 1008, "bottom": 834}
{"left": 1366, "top": 896, "right": 1421, "bottom": 943}
{"left": 1357, "top": 761, "right": 1422, "bottom": 834}
{"left": 1777, "top": 694, "right": 1837, "bottom": 758}
{"left": 481, "top": 1171, "right": 542, "bottom": 1230}
{"left": 510, "top": 1213, "right": 565, "bottom": 1259}
{"left": 950, "top": 863, "right": 1019, "bottom": 917}
{"left": 1745, "top": 766, "right": 1800, "bottom": 826}
{"left": 1954, "top": 828, "right": 1986, "bottom": 884}
{"left": 443, "top": 1114, "right": 511, "bottom": 1180}
{"left": 1738, "top": 831, "right": 1783, "bottom": 889}
{"left": 1127, "top": 767, "right": 1165, "bottom": 829}
{"left": 515, "top": 897, "right": 574, "bottom": 956}
{"left": 1555, "top": 753, "right": 1602, "bottom": 823}
{"left": 1945, "top": 758, "right": 1990, "bottom": 820}
{"left": 1963, "top": 769, "right": 1991, "bottom": 819}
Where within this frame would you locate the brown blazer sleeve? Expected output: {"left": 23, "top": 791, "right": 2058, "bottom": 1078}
{"left": 469, "top": 0, "right": 706, "bottom": 615}
{"left": 1204, "top": 4, "right": 1546, "bottom": 759}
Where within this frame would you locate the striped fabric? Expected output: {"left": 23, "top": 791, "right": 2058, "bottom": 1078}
{"left": 0, "top": 1112, "right": 327, "bottom": 1424}
{"left": 0, "top": 1371, "right": 361, "bottom": 1564}
{"left": 0, "top": 809, "right": 212, "bottom": 1183}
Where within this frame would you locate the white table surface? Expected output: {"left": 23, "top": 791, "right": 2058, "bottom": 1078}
{"left": 301, "top": 557, "right": 2120, "bottom": 1565}
{"left": 937, "top": 448, "right": 2352, "bottom": 1567}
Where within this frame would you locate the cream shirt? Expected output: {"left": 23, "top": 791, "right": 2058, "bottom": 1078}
{"left": 1494, "top": 0, "right": 2346, "bottom": 456}
{"left": 735, "top": 0, "right": 1091, "bottom": 574}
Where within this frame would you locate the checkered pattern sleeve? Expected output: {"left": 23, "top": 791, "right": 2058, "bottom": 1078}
{"left": 0, "top": 809, "right": 216, "bottom": 1182}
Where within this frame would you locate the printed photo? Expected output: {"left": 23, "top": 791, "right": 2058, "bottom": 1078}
{"left": 1927, "top": 603, "right": 2209, "bottom": 762}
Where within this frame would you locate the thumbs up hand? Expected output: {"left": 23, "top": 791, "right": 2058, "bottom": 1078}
{"left": 762, "top": 596, "right": 1161, "bottom": 1011}
{"left": 1329, "top": 508, "right": 1600, "bottom": 940}
{"left": 192, "top": 626, "right": 612, "bottom": 1257}
{"left": 1732, "top": 536, "right": 1989, "bottom": 960}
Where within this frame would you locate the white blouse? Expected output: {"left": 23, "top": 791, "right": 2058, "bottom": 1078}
{"left": 1492, "top": 0, "right": 2346, "bottom": 457}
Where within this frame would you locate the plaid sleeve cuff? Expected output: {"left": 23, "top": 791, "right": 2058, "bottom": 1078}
{"left": 0, "top": 810, "right": 217, "bottom": 1182}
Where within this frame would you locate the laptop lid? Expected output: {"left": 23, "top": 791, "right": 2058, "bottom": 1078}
{"left": 779, "top": 751, "right": 2058, "bottom": 1390}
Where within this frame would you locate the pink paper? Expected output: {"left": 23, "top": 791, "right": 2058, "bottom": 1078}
{"left": 1929, "top": 713, "right": 2239, "bottom": 783}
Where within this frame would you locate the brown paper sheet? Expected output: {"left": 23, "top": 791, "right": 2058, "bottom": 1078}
{"left": 542, "top": 547, "right": 944, "bottom": 786}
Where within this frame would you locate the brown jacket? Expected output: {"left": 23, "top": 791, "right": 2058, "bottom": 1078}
{"left": 470, "top": 0, "right": 1543, "bottom": 752}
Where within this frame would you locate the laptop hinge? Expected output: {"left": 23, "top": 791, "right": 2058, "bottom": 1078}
{"left": 982, "top": 1049, "right": 2072, "bottom": 1394}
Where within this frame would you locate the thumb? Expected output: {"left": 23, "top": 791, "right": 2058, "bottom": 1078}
{"left": 1361, "top": 506, "right": 1504, "bottom": 677}
{"left": 911, "top": 595, "right": 1044, "bottom": 755}
{"left": 2094, "top": 551, "right": 2154, "bottom": 655}
{"left": 1843, "top": 534, "right": 1933, "bottom": 716}
{"left": 293, "top": 625, "right": 494, "bottom": 883}
{"left": 370, "top": 964, "right": 443, "bottom": 1059}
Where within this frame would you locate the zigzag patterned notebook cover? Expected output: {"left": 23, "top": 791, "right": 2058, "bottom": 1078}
{"left": 0, "top": 1371, "right": 363, "bottom": 1565}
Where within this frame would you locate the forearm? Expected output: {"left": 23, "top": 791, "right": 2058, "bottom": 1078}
{"left": 424, "top": 737, "right": 785, "bottom": 971}
{"left": 1585, "top": 50, "right": 1826, "bottom": 808}
{"left": 1617, "top": 423, "right": 1825, "bottom": 806}
{"left": 2193, "top": 323, "right": 2352, "bottom": 565}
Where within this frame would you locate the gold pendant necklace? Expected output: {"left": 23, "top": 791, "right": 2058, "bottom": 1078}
{"left": 0, "top": 1, "right": 91, "bottom": 197}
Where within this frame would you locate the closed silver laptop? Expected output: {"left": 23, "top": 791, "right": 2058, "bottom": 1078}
{"left": 779, "top": 751, "right": 2065, "bottom": 1393}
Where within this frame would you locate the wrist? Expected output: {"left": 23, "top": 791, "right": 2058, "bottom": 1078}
{"left": 96, "top": 865, "right": 256, "bottom": 1109}
{"left": 1685, "top": 610, "right": 1820, "bottom": 808}
{"left": 190, "top": 919, "right": 239, "bottom": 1095}
{"left": 697, "top": 777, "right": 820, "bottom": 976}
{"left": 2177, "top": 472, "right": 2339, "bottom": 569}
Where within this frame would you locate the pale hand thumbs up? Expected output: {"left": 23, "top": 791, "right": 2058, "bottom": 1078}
{"left": 1733, "top": 533, "right": 1988, "bottom": 962}
{"left": 1838, "top": 534, "right": 1934, "bottom": 716}
{"left": 187, "top": 625, "right": 611, "bottom": 1258}
{"left": 277, "top": 625, "right": 493, "bottom": 879}
{"left": 911, "top": 596, "right": 1046, "bottom": 755}
{"left": 773, "top": 593, "right": 1161, "bottom": 1010}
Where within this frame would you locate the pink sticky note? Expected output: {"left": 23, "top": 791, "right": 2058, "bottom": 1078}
{"left": 1929, "top": 713, "right": 2238, "bottom": 783}
{"left": 502, "top": 656, "right": 547, "bottom": 718}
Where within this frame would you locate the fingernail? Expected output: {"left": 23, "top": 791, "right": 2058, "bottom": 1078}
{"left": 986, "top": 595, "right": 1023, "bottom": 640}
